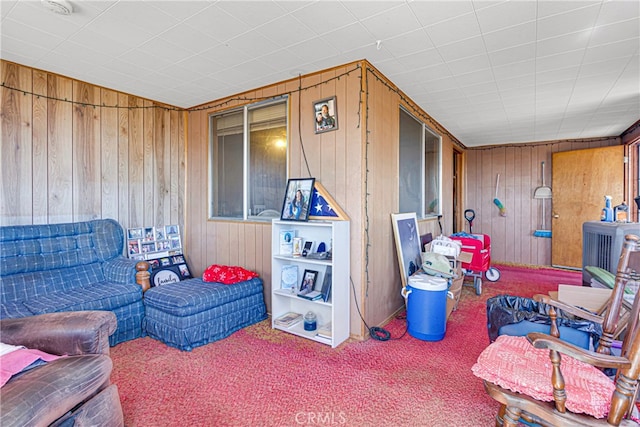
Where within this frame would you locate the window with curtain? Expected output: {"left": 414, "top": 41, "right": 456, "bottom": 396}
{"left": 399, "top": 107, "right": 441, "bottom": 217}
{"left": 209, "top": 98, "right": 288, "bottom": 220}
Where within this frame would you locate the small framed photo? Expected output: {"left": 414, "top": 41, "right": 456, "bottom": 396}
{"left": 280, "top": 178, "right": 315, "bottom": 222}
{"left": 165, "top": 225, "right": 179, "bottom": 236}
{"left": 128, "top": 228, "right": 143, "bottom": 240}
{"left": 302, "top": 240, "right": 314, "bottom": 257}
{"left": 143, "top": 227, "right": 154, "bottom": 241}
{"left": 128, "top": 240, "right": 140, "bottom": 256}
{"left": 141, "top": 242, "right": 155, "bottom": 253}
{"left": 314, "top": 96, "right": 338, "bottom": 133}
{"left": 155, "top": 227, "right": 165, "bottom": 241}
{"left": 298, "top": 269, "right": 318, "bottom": 295}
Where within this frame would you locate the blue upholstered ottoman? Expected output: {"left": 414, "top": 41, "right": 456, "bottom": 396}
{"left": 142, "top": 277, "right": 267, "bottom": 351}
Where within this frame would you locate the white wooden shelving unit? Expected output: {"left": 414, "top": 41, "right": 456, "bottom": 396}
{"left": 271, "top": 219, "right": 349, "bottom": 348}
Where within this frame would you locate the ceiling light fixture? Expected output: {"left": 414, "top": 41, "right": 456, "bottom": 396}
{"left": 41, "top": 0, "right": 73, "bottom": 15}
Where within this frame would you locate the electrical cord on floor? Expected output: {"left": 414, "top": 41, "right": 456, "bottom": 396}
{"left": 350, "top": 277, "right": 408, "bottom": 341}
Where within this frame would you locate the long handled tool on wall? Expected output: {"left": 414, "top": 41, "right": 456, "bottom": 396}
{"left": 533, "top": 161, "right": 552, "bottom": 238}
{"left": 493, "top": 174, "right": 507, "bottom": 217}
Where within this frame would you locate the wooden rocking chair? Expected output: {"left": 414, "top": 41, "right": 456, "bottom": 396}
{"left": 474, "top": 234, "right": 640, "bottom": 426}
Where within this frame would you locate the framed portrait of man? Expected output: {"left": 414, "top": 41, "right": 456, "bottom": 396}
{"left": 313, "top": 97, "right": 338, "bottom": 134}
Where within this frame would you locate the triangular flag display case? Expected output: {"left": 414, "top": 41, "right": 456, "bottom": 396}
{"left": 308, "top": 182, "right": 349, "bottom": 221}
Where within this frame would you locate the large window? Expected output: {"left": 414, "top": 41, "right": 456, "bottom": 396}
{"left": 209, "top": 99, "right": 288, "bottom": 220}
{"left": 399, "top": 108, "right": 441, "bottom": 217}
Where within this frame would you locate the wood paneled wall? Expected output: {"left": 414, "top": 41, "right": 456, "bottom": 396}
{"left": 0, "top": 60, "right": 186, "bottom": 235}
{"left": 465, "top": 138, "right": 621, "bottom": 266}
{"left": 185, "top": 63, "right": 368, "bottom": 335}
{"left": 5, "top": 58, "right": 630, "bottom": 340}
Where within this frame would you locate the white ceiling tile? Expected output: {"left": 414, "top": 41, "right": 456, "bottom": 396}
{"left": 158, "top": 24, "right": 220, "bottom": 55}
{"left": 257, "top": 15, "right": 316, "bottom": 47}
{"left": 438, "top": 36, "right": 486, "bottom": 62}
{"left": 2, "top": 18, "right": 65, "bottom": 50}
{"left": 184, "top": 5, "right": 252, "bottom": 42}
{"left": 492, "top": 60, "right": 535, "bottom": 80}
{"left": 421, "top": 76, "right": 459, "bottom": 93}
{"left": 285, "top": 37, "right": 339, "bottom": 64}
{"left": 583, "top": 38, "right": 640, "bottom": 64}
{"left": 67, "top": 27, "right": 131, "bottom": 58}
{"left": 141, "top": 0, "right": 212, "bottom": 22}
{"left": 453, "top": 68, "right": 494, "bottom": 88}
{"left": 360, "top": 4, "right": 422, "bottom": 40}
{"left": 536, "top": 1, "right": 600, "bottom": 19}
{"left": 383, "top": 29, "right": 434, "bottom": 57}
{"left": 3, "top": 0, "right": 84, "bottom": 37}
{"left": 413, "top": 62, "right": 454, "bottom": 82}
{"left": 536, "top": 50, "right": 585, "bottom": 73}
{"left": 85, "top": 12, "right": 155, "bottom": 47}
{"left": 396, "top": 49, "right": 444, "bottom": 71}
{"left": 341, "top": 1, "right": 406, "bottom": 21}
{"left": 536, "top": 4, "right": 600, "bottom": 40}
{"left": 489, "top": 42, "right": 536, "bottom": 67}
{"left": 475, "top": 1, "right": 536, "bottom": 33}
{"left": 536, "top": 67, "right": 580, "bottom": 85}
{"left": 138, "top": 37, "right": 193, "bottom": 64}
{"left": 314, "top": 22, "right": 373, "bottom": 52}
{"left": 425, "top": 12, "right": 482, "bottom": 46}
{"left": 0, "top": 35, "right": 50, "bottom": 63}
{"left": 497, "top": 75, "right": 535, "bottom": 92}
{"left": 482, "top": 22, "right": 536, "bottom": 52}
{"left": 119, "top": 48, "right": 177, "bottom": 71}
{"left": 447, "top": 53, "right": 492, "bottom": 76}
{"left": 1, "top": 0, "right": 18, "bottom": 20}
{"left": 408, "top": 1, "right": 475, "bottom": 27}
{"left": 595, "top": 0, "right": 640, "bottom": 26}
{"left": 536, "top": 29, "right": 591, "bottom": 58}
{"left": 589, "top": 18, "right": 640, "bottom": 47}
{"left": 291, "top": 2, "right": 356, "bottom": 35}
{"left": 105, "top": 1, "right": 181, "bottom": 35}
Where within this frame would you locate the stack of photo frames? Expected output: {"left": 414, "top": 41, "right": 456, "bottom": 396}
{"left": 127, "top": 225, "right": 192, "bottom": 287}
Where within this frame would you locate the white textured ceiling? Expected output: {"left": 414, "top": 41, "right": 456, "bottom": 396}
{"left": 1, "top": 0, "right": 639, "bottom": 147}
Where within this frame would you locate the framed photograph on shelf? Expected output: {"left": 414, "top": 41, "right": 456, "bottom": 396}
{"left": 314, "top": 96, "right": 338, "bottom": 133}
{"left": 128, "top": 228, "right": 143, "bottom": 240}
{"left": 280, "top": 178, "right": 315, "bottom": 222}
{"left": 298, "top": 269, "right": 318, "bottom": 296}
{"left": 128, "top": 240, "right": 140, "bottom": 256}
{"left": 165, "top": 225, "right": 179, "bottom": 236}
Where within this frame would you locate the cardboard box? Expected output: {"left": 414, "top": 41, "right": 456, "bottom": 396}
{"left": 446, "top": 265, "right": 464, "bottom": 319}
{"left": 555, "top": 284, "right": 612, "bottom": 313}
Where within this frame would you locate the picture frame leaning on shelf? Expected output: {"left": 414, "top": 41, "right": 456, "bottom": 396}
{"left": 298, "top": 269, "right": 318, "bottom": 296}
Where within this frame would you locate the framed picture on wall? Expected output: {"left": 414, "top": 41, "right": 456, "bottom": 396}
{"left": 280, "top": 178, "right": 315, "bottom": 221}
{"left": 314, "top": 96, "right": 338, "bottom": 133}
{"left": 391, "top": 212, "right": 423, "bottom": 289}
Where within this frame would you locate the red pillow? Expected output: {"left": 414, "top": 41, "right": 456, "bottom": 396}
{"left": 202, "top": 265, "right": 259, "bottom": 284}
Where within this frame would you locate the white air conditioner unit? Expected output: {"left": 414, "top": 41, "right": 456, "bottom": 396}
{"left": 582, "top": 221, "right": 640, "bottom": 285}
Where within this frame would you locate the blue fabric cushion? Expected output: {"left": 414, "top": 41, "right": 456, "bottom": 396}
{"left": 1, "top": 264, "right": 105, "bottom": 304}
{"left": 499, "top": 320, "right": 592, "bottom": 349}
{"left": 143, "top": 277, "right": 264, "bottom": 317}
{"left": 22, "top": 283, "right": 142, "bottom": 315}
{"left": 0, "top": 301, "right": 33, "bottom": 318}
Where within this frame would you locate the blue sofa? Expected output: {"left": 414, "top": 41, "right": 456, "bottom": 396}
{"left": 0, "top": 219, "right": 149, "bottom": 345}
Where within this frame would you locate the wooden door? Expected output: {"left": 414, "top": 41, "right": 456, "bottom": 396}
{"left": 552, "top": 146, "right": 624, "bottom": 268}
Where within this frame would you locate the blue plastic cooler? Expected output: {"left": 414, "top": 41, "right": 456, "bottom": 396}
{"left": 402, "top": 274, "right": 449, "bottom": 341}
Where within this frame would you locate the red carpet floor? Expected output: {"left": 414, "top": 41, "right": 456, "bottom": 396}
{"left": 110, "top": 265, "right": 582, "bottom": 426}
